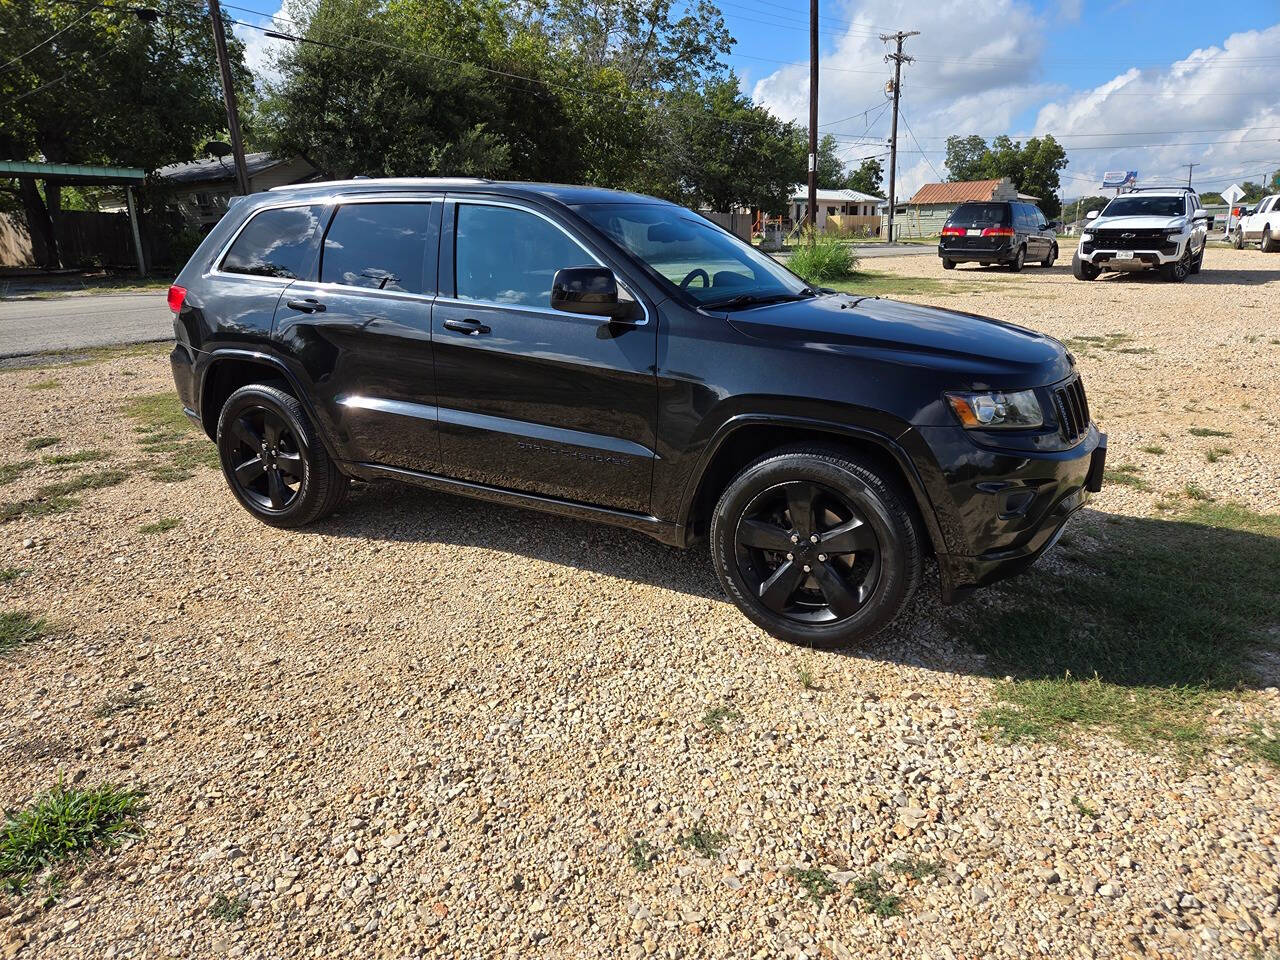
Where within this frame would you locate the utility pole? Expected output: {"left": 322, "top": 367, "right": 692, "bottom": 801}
{"left": 207, "top": 0, "right": 251, "bottom": 196}
{"left": 880, "top": 30, "right": 918, "bottom": 244}
{"left": 1185, "top": 161, "right": 1199, "bottom": 187}
{"left": 806, "top": 0, "right": 818, "bottom": 234}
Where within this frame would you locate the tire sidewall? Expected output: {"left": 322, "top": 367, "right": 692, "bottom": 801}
{"left": 1010, "top": 246, "right": 1025, "bottom": 271}
{"left": 216, "top": 385, "right": 321, "bottom": 525}
{"left": 710, "top": 453, "right": 913, "bottom": 647}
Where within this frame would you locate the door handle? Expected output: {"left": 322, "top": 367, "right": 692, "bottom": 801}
{"left": 442, "top": 317, "right": 490, "bottom": 335}
{"left": 286, "top": 298, "right": 326, "bottom": 314}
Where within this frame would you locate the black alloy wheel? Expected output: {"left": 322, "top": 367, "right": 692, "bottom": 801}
{"left": 1162, "top": 247, "right": 1192, "bottom": 282}
{"left": 226, "top": 404, "right": 305, "bottom": 512}
{"left": 735, "top": 480, "right": 881, "bottom": 624}
{"left": 1008, "top": 245, "right": 1025, "bottom": 271}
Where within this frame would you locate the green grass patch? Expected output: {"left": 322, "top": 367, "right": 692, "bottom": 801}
{"left": 787, "top": 232, "right": 859, "bottom": 284}
{"left": 1205, "top": 446, "right": 1232, "bottom": 463}
{"left": 27, "top": 379, "right": 60, "bottom": 391}
{"left": 124, "top": 393, "right": 216, "bottom": 481}
{"left": 889, "top": 857, "right": 940, "bottom": 880}
{"left": 1240, "top": 723, "right": 1280, "bottom": 768}
{"left": 1183, "top": 482, "right": 1212, "bottom": 501}
{"left": 628, "top": 839, "right": 655, "bottom": 873}
{"left": 827, "top": 270, "right": 1000, "bottom": 300}
{"left": 1070, "top": 795, "right": 1099, "bottom": 819}
{"left": 850, "top": 873, "right": 902, "bottom": 917}
{"left": 0, "top": 461, "right": 36, "bottom": 486}
{"left": 677, "top": 825, "right": 727, "bottom": 859}
{"left": 1066, "top": 332, "right": 1150, "bottom": 355}
{"left": 0, "top": 567, "right": 30, "bottom": 584}
{"left": 788, "top": 866, "right": 836, "bottom": 905}
{"left": 0, "top": 611, "right": 48, "bottom": 653}
{"left": 0, "top": 781, "right": 145, "bottom": 894}
{"left": 1103, "top": 463, "right": 1147, "bottom": 489}
{"left": 701, "top": 704, "right": 741, "bottom": 734}
{"left": 36, "top": 468, "right": 129, "bottom": 499}
{"left": 795, "top": 665, "right": 817, "bottom": 690}
{"left": 1188, "top": 427, "right": 1232, "bottom": 438}
{"left": 22, "top": 437, "right": 60, "bottom": 451}
{"left": 0, "top": 496, "right": 79, "bottom": 522}
{"left": 209, "top": 891, "right": 250, "bottom": 922}
{"left": 140, "top": 517, "right": 181, "bottom": 534}
{"left": 42, "top": 449, "right": 109, "bottom": 467}
{"left": 1139, "top": 444, "right": 1165, "bottom": 455}
{"left": 960, "top": 503, "right": 1280, "bottom": 754}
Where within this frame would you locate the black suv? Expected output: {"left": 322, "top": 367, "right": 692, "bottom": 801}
{"left": 169, "top": 179, "right": 1105, "bottom": 647}
{"left": 939, "top": 201, "right": 1059, "bottom": 271}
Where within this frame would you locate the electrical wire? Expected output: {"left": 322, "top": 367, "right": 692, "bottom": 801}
{"left": 0, "top": 1, "right": 105, "bottom": 72}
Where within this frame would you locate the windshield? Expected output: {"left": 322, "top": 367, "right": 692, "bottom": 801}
{"left": 572, "top": 202, "right": 809, "bottom": 306}
{"left": 947, "top": 203, "right": 1010, "bottom": 227}
{"left": 1101, "top": 195, "right": 1186, "bottom": 218}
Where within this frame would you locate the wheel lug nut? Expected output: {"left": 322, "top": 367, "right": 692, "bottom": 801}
{"left": 803, "top": 564, "right": 811, "bottom": 572}
{"left": 790, "top": 534, "right": 799, "bottom": 544}
{"left": 817, "top": 554, "right": 827, "bottom": 562}
{"left": 810, "top": 534, "right": 819, "bottom": 544}
{"left": 786, "top": 553, "right": 794, "bottom": 561}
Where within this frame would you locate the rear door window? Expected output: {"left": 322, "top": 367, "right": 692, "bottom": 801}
{"left": 220, "top": 205, "right": 325, "bottom": 280}
{"left": 321, "top": 202, "right": 436, "bottom": 295}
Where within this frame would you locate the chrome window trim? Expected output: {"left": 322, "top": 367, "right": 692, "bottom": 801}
{"left": 451, "top": 196, "right": 650, "bottom": 326}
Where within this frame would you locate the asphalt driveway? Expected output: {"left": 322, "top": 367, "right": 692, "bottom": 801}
{"left": 0, "top": 293, "right": 172, "bottom": 358}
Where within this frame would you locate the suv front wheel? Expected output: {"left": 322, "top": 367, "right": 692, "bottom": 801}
{"left": 216, "top": 383, "right": 349, "bottom": 528}
{"left": 710, "top": 446, "right": 922, "bottom": 648}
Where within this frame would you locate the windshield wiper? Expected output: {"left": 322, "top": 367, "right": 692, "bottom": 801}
{"left": 701, "top": 290, "right": 815, "bottom": 310}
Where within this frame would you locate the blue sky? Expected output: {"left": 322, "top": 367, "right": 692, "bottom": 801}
{"left": 233, "top": 0, "right": 1280, "bottom": 199}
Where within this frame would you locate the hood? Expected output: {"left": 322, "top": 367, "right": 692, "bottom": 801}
{"left": 1091, "top": 215, "right": 1184, "bottom": 230}
{"left": 721, "top": 293, "right": 1072, "bottom": 387}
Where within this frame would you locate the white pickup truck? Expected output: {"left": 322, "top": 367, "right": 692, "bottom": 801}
{"left": 1232, "top": 195, "right": 1279, "bottom": 251}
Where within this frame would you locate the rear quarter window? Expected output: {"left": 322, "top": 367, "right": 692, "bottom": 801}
{"left": 220, "top": 204, "right": 326, "bottom": 280}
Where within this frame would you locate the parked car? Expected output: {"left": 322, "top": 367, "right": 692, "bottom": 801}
{"left": 1231, "top": 195, "right": 1279, "bottom": 251}
{"left": 938, "top": 201, "right": 1059, "bottom": 271}
{"left": 1073, "top": 187, "right": 1210, "bottom": 282}
{"left": 167, "top": 178, "right": 1105, "bottom": 648}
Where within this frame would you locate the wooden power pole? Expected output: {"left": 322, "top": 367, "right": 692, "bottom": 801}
{"left": 880, "top": 29, "right": 918, "bottom": 243}
{"left": 207, "top": 0, "right": 251, "bottom": 196}
{"left": 807, "top": 0, "right": 818, "bottom": 234}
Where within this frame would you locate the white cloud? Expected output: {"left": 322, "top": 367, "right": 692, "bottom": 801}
{"left": 232, "top": 2, "right": 292, "bottom": 90}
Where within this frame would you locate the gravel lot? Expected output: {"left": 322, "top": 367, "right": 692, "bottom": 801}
{"left": 1, "top": 247, "right": 1277, "bottom": 959}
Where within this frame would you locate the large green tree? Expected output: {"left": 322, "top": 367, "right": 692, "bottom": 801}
{"left": 845, "top": 157, "right": 883, "bottom": 196}
{"left": 943, "top": 133, "right": 1069, "bottom": 217}
{"left": 0, "top": 0, "right": 245, "bottom": 267}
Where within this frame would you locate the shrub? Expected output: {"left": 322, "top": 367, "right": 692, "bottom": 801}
{"left": 786, "top": 231, "right": 858, "bottom": 284}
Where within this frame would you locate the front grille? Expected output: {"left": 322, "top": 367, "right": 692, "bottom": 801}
{"left": 1053, "top": 376, "right": 1090, "bottom": 444}
{"left": 1090, "top": 228, "right": 1176, "bottom": 253}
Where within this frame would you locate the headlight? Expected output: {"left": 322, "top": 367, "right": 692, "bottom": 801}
{"left": 1164, "top": 226, "right": 1183, "bottom": 237}
{"left": 1080, "top": 232, "right": 1093, "bottom": 242}
{"left": 946, "top": 389, "right": 1044, "bottom": 429}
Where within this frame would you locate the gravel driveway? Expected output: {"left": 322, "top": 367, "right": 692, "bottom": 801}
{"left": 0, "top": 248, "right": 1277, "bottom": 959}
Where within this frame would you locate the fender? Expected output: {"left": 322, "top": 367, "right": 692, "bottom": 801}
{"left": 674, "top": 412, "right": 948, "bottom": 563}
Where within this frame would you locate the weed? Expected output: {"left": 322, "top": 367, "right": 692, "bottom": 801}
{"left": 677, "top": 825, "right": 727, "bottom": 859}
{"left": 27, "top": 379, "right": 60, "bottom": 391}
{"left": 0, "top": 496, "right": 79, "bottom": 522}
{"left": 0, "top": 780, "right": 145, "bottom": 894}
{"left": 1070, "top": 795, "right": 1100, "bottom": 819}
{"left": 1205, "top": 446, "right": 1231, "bottom": 463}
{"left": 140, "top": 517, "right": 181, "bottom": 534}
{"left": 42, "top": 449, "right": 108, "bottom": 466}
{"left": 36, "top": 468, "right": 129, "bottom": 499}
{"left": 125, "top": 393, "right": 216, "bottom": 479}
{"left": 788, "top": 866, "right": 836, "bottom": 905}
{"left": 0, "top": 461, "right": 36, "bottom": 486}
{"left": 1188, "top": 427, "right": 1232, "bottom": 438}
{"left": 701, "top": 704, "right": 741, "bottom": 734}
{"left": 787, "top": 232, "right": 859, "bottom": 284}
{"left": 850, "top": 873, "right": 902, "bottom": 917}
{"left": 0, "top": 567, "right": 30, "bottom": 584}
{"left": 1139, "top": 444, "right": 1165, "bottom": 455}
{"left": 209, "top": 891, "right": 250, "bottom": 922}
{"left": 22, "top": 437, "right": 60, "bottom": 451}
{"left": 628, "top": 839, "right": 655, "bottom": 872}
{"left": 95, "top": 692, "right": 150, "bottom": 718}
{"left": 795, "top": 665, "right": 817, "bottom": 690}
{"left": 1241, "top": 723, "right": 1279, "bottom": 769}
{"left": 889, "top": 857, "right": 940, "bottom": 880}
{"left": 0, "top": 611, "right": 48, "bottom": 653}
{"left": 1103, "top": 464, "right": 1147, "bottom": 489}
{"left": 1183, "top": 483, "right": 1212, "bottom": 501}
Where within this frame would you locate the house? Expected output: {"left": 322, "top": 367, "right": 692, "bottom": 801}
{"left": 787, "top": 186, "right": 885, "bottom": 234}
{"left": 889, "top": 178, "right": 1039, "bottom": 238}
{"left": 154, "top": 153, "right": 318, "bottom": 229}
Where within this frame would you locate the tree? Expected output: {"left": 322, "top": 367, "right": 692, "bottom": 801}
{"left": 845, "top": 158, "right": 883, "bottom": 196}
{"left": 814, "top": 134, "right": 845, "bottom": 189}
{"left": 944, "top": 135, "right": 989, "bottom": 182}
{"left": 942, "top": 133, "right": 1069, "bottom": 217}
{"left": 0, "top": 0, "right": 244, "bottom": 267}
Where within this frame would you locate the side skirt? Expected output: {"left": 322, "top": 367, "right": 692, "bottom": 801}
{"left": 344, "top": 461, "right": 685, "bottom": 547}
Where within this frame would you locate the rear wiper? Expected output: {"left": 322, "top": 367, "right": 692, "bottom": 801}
{"left": 701, "top": 290, "right": 815, "bottom": 310}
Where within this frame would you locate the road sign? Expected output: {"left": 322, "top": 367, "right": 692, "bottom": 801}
{"left": 1222, "top": 183, "right": 1245, "bottom": 205}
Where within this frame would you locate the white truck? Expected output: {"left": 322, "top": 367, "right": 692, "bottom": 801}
{"left": 1231, "top": 195, "right": 1279, "bottom": 251}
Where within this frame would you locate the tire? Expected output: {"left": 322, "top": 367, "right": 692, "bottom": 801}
{"left": 1008, "top": 246, "right": 1025, "bottom": 272}
{"left": 1072, "top": 252, "right": 1099, "bottom": 281}
{"left": 1190, "top": 245, "right": 1204, "bottom": 274}
{"left": 1263, "top": 226, "right": 1278, "bottom": 253}
{"left": 1161, "top": 247, "right": 1191, "bottom": 283}
{"left": 941, "top": 258, "right": 956, "bottom": 270}
{"left": 1040, "top": 243, "right": 1057, "bottom": 268}
{"left": 216, "top": 384, "right": 349, "bottom": 529}
{"left": 709, "top": 445, "right": 922, "bottom": 648}
{"left": 1231, "top": 228, "right": 1243, "bottom": 250}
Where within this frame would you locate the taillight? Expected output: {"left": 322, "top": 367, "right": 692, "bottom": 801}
{"left": 981, "top": 226, "right": 1016, "bottom": 238}
{"left": 940, "top": 226, "right": 965, "bottom": 237}
{"left": 167, "top": 285, "right": 186, "bottom": 313}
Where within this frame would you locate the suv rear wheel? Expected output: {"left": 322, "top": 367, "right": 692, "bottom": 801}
{"left": 1263, "top": 226, "right": 1278, "bottom": 253}
{"left": 216, "top": 384, "right": 348, "bottom": 528}
{"left": 710, "top": 446, "right": 922, "bottom": 648}
{"left": 1040, "top": 243, "right": 1057, "bottom": 268}
{"left": 1008, "top": 246, "right": 1026, "bottom": 272}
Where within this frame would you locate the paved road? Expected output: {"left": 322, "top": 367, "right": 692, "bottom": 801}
{"left": 0, "top": 293, "right": 172, "bottom": 358}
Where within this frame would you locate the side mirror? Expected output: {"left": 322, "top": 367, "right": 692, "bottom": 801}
{"left": 1046, "top": 220, "right": 1061, "bottom": 232}
{"left": 550, "top": 266, "right": 641, "bottom": 322}
{"left": 1085, "top": 210, "right": 1099, "bottom": 220}
{"left": 1192, "top": 208, "right": 1210, "bottom": 221}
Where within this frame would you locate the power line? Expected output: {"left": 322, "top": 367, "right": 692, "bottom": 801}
{"left": 8, "top": 47, "right": 115, "bottom": 103}
{"left": 898, "top": 108, "right": 942, "bottom": 182}
{"left": 0, "top": 1, "right": 104, "bottom": 73}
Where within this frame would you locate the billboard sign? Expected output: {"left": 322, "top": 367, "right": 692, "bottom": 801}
{"left": 1101, "top": 170, "right": 1138, "bottom": 189}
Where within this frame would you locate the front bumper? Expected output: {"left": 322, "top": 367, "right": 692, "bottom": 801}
{"left": 1078, "top": 236, "right": 1185, "bottom": 268}
{"left": 914, "top": 425, "right": 1106, "bottom": 601}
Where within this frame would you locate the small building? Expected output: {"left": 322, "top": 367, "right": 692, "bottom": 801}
{"left": 788, "top": 186, "right": 884, "bottom": 234}
{"left": 155, "top": 153, "right": 317, "bottom": 229}
{"left": 889, "top": 178, "right": 1038, "bottom": 238}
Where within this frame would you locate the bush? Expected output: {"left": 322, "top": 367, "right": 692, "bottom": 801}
{"left": 787, "top": 232, "right": 858, "bottom": 284}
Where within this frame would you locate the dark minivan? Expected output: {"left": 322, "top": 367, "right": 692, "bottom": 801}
{"left": 939, "top": 201, "right": 1059, "bottom": 271}
{"left": 169, "top": 178, "right": 1104, "bottom": 648}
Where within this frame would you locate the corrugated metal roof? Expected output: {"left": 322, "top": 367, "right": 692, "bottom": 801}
{"left": 905, "top": 179, "right": 1006, "bottom": 205}
{"left": 0, "top": 161, "right": 145, "bottom": 184}
{"left": 789, "top": 185, "right": 885, "bottom": 204}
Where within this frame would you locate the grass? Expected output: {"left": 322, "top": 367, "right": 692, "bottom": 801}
{"left": 850, "top": 873, "right": 902, "bottom": 917}
{"left": 787, "top": 232, "right": 859, "bottom": 284}
{"left": 42, "top": 449, "right": 108, "bottom": 466}
{"left": 0, "top": 568, "right": 30, "bottom": 584}
{"left": 27, "top": 379, "right": 60, "bottom": 391}
{"left": 701, "top": 704, "right": 741, "bottom": 734}
{"left": 827, "top": 270, "right": 1001, "bottom": 299}
{"left": 1188, "top": 427, "right": 1233, "bottom": 438}
{"left": 0, "top": 612, "right": 48, "bottom": 653}
{"left": 1070, "top": 795, "right": 1100, "bottom": 819}
{"left": 960, "top": 503, "right": 1280, "bottom": 755}
{"left": 139, "top": 517, "right": 181, "bottom": 535}
{"left": 1240, "top": 723, "right": 1280, "bottom": 768}
{"left": 1102, "top": 463, "right": 1147, "bottom": 489}
{"left": 795, "top": 665, "right": 817, "bottom": 690}
{"left": 889, "top": 857, "right": 940, "bottom": 880}
{"left": 677, "top": 825, "right": 727, "bottom": 859}
{"left": 22, "top": 437, "right": 60, "bottom": 451}
{"left": 95, "top": 692, "right": 149, "bottom": 718}
{"left": 628, "top": 839, "right": 655, "bottom": 873}
{"left": 1139, "top": 444, "right": 1166, "bottom": 455}
{"left": 1183, "top": 482, "right": 1212, "bottom": 501}
{"left": 0, "top": 781, "right": 145, "bottom": 894}
{"left": 0, "top": 496, "right": 79, "bottom": 522}
{"left": 1, "top": 467, "right": 128, "bottom": 522}
{"left": 1065, "top": 332, "right": 1152, "bottom": 355}
{"left": 0, "top": 461, "right": 36, "bottom": 486}
{"left": 1205, "top": 446, "right": 1232, "bottom": 463}
{"left": 788, "top": 866, "right": 836, "bottom": 905}
{"left": 125, "top": 393, "right": 216, "bottom": 482}
{"left": 209, "top": 892, "right": 250, "bottom": 922}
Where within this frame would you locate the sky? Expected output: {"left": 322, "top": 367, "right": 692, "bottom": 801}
{"left": 231, "top": 0, "right": 1280, "bottom": 201}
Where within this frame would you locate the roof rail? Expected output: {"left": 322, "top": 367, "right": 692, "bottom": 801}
{"left": 268, "top": 176, "right": 492, "bottom": 192}
{"left": 1128, "top": 184, "right": 1196, "bottom": 193}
